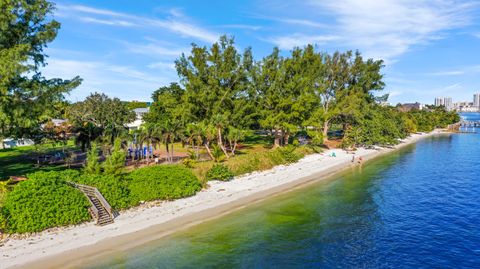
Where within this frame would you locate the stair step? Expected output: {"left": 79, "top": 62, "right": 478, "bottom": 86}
{"left": 73, "top": 182, "right": 115, "bottom": 226}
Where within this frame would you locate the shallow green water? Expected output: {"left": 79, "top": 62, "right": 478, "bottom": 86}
{"left": 85, "top": 129, "right": 480, "bottom": 268}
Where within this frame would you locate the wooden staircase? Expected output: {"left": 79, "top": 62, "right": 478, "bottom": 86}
{"left": 69, "top": 182, "right": 115, "bottom": 226}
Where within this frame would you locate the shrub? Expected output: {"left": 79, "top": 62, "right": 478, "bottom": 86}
{"left": 277, "top": 146, "right": 302, "bottom": 163}
{"left": 2, "top": 174, "right": 90, "bottom": 233}
{"left": 206, "top": 164, "right": 234, "bottom": 181}
{"left": 128, "top": 165, "right": 202, "bottom": 202}
{"left": 75, "top": 174, "right": 132, "bottom": 209}
{"left": 0, "top": 208, "right": 6, "bottom": 233}
{"left": 182, "top": 158, "right": 197, "bottom": 168}
{"left": 212, "top": 145, "right": 224, "bottom": 162}
{"left": 103, "top": 139, "right": 126, "bottom": 176}
{"left": 85, "top": 142, "right": 101, "bottom": 174}
{"left": 26, "top": 169, "right": 81, "bottom": 182}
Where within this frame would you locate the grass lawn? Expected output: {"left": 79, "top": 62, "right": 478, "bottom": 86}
{"left": 0, "top": 141, "right": 78, "bottom": 179}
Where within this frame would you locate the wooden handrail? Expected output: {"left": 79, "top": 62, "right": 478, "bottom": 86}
{"left": 94, "top": 188, "right": 113, "bottom": 217}
{"left": 68, "top": 181, "right": 114, "bottom": 219}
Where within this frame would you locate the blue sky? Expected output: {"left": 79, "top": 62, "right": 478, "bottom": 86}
{"left": 43, "top": 0, "right": 480, "bottom": 105}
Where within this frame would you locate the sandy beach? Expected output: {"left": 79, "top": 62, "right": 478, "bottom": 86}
{"left": 0, "top": 131, "right": 446, "bottom": 269}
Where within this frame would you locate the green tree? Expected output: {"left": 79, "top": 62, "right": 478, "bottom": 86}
{"left": 144, "top": 83, "right": 186, "bottom": 162}
{"left": 312, "top": 51, "right": 384, "bottom": 141}
{"left": 0, "top": 0, "right": 81, "bottom": 141}
{"left": 85, "top": 142, "right": 101, "bottom": 174}
{"left": 175, "top": 36, "right": 253, "bottom": 156}
{"left": 255, "top": 46, "right": 318, "bottom": 147}
{"left": 68, "top": 93, "right": 135, "bottom": 149}
{"left": 103, "top": 139, "right": 126, "bottom": 176}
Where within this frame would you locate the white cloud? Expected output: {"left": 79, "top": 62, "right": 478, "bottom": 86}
{"left": 427, "top": 65, "right": 480, "bottom": 76}
{"left": 124, "top": 41, "right": 187, "bottom": 57}
{"left": 268, "top": 34, "right": 339, "bottom": 49}
{"left": 428, "top": 70, "right": 465, "bottom": 76}
{"left": 58, "top": 4, "right": 219, "bottom": 43}
{"left": 147, "top": 61, "right": 176, "bottom": 70}
{"left": 443, "top": 82, "right": 462, "bottom": 91}
{"left": 220, "top": 24, "right": 262, "bottom": 31}
{"left": 278, "top": 19, "right": 326, "bottom": 28}
{"left": 42, "top": 59, "right": 175, "bottom": 101}
{"left": 267, "top": 0, "right": 475, "bottom": 61}
{"left": 79, "top": 17, "right": 136, "bottom": 27}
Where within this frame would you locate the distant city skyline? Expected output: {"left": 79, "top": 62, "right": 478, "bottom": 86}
{"left": 434, "top": 92, "right": 480, "bottom": 112}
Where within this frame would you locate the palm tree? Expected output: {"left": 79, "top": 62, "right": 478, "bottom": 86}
{"left": 139, "top": 123, "right": 161, "bottom": 164}
{"left": 185, "top": 123, "right": 203, "bottom": 159}
{"left": 161, "top": 118, "right": 184, "bottom": 163}
{"left": 212, "top": 114, "right": 230, "bottom": 158}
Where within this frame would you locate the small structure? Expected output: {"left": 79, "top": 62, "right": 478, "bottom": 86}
{"left": 127, "top": 107, "right": 149, "bottom": 130}
{"left": 397, "top": 102, "right": 424, "bottom": 112}
{"left": 1, "top": 138, "right": 34, "bottom": 149}
{"left": 68, "top": 182, "right": 115, "bottom": 226}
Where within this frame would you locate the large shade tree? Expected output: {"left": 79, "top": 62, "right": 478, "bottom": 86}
{"left": 68, "top": 93, "right": 135, "bottom": 150}
{"left": 175, "top": 35, "right": 253, "bottom": 158}
{"left": 0, "top": 0, "right": 81, "bottom": 143}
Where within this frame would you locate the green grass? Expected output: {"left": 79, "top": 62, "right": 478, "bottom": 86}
{"left": 0, "top": 141, "right": 78, "bottom": 179}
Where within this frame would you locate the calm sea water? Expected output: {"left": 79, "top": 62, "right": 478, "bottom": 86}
{"left": 86, "top": 114, "right": 480, "bottom": 269}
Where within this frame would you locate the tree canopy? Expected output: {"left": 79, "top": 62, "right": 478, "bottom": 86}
{"left": 0, "top": 0, "right": 81, "bottom": 140}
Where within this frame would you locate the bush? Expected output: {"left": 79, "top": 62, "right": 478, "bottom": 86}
{"left": 128, "top": 165, "right": 202, "bottom": 202}
{"left": 276, "top": 146, "right": 302, "bottom": 163}
{"left": 103, "top": 139, "right": 126, "bottom": 176}
{"left": 74, "top": 174, "right": 132, "bottom": 209}
{"left": 206, "top": 164, "right": 234, "bottom": 181}
{"left": 0, "top": 208, "right": 6, "bottom": 233}
{"left": 2, "top": 174, "right": 90, "bottom": 233}
{"left": 85, "top": 142, "right": 101, "bottom": 174}
{"left": 26, "top": 169, "right": 81, "bottom": 182}
{"left": 182, "top": 158, "right": 197, "bottom": 168}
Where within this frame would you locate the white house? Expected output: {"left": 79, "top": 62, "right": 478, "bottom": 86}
{"left": 127, "top": 107, "right": 149, "bottom": 130}
{"left": 1, "top": 138, "right": 34, "bottom": 149}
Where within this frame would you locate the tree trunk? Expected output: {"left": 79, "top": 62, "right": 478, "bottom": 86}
{"left": 217, "top": 127, "right": 229, "bottom": 158}
{"left": 231, "top": 141, "right": 237, "bottom": 155}
{"left": 170, "top": 143, "right": 174, "bottom": 163}
{"left": 273, "top": 129, "right": 282, "bottom": 148}
{"left": 165, "top": 142, "right": 170, "bottom": 163}
{"left": 195, "top": 143, "right": 200, "bottom": 160}
{"left": 322, "top": 120, "right": 330, "bottom": 142}
{"left": 204, "top": 142, "right": 214, "bottom": 160}
{"left": 284, "top": 131, "right": 290, "bottom": 145}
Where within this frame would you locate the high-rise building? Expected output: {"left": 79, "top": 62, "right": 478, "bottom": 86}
{"left": 474, "top": 93, "right": 480, "bottom": 108}
{"left": 444, "top": 97, "right": 453, "bottom": 110}
{"left": 434, "top": 97, "right": 444, "bottom": 107}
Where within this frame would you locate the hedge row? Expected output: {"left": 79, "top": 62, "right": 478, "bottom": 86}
{"left": 1, "top": 172, "right": 91, "bottom": 233}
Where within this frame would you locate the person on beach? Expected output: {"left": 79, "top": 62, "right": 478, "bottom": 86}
{"left": 351, "top": 155, "right": 355, "bottom": 162}
{"left": 358, "top": 156, "right": 363, "bottom": 164}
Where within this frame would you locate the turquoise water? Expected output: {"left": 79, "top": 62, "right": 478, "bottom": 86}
{"left": 86, "top": 116, "right": 480, "bottom": 269}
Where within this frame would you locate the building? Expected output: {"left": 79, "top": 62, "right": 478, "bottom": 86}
{"left": 444, "top": 97, "right": 453, "bottom": 111}
{"left": 397, "top": 102, "right": 424, "bottom": 112}
{"left": 434, "top": 97, "right": 444, "bottom": 107}
{"left": 474, "top": 93, "right": 480, "bottom": 108}
{"left": 127, "top": 107, "right": 150, "bottom": 130}
{"left": 453, "top": 101, "right": 478, "bottom": 112}
{"left": 1, "top": 138, "right": 34, "bottom": 149}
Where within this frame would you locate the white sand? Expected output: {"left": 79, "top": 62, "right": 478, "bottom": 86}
{"left": 0, "top": 131, "right": 444, "bottom": 269}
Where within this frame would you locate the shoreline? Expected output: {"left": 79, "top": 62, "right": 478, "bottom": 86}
{"left": 0, "top": 130, "right": 448, "bottom": 269}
